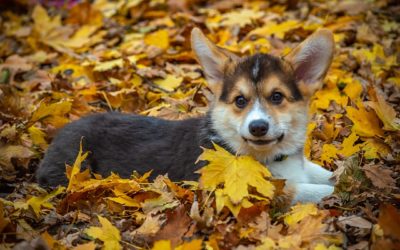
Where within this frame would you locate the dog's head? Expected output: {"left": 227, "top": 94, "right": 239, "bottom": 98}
{"left": 191, "top": 28, "right": 334, "bottom": 161}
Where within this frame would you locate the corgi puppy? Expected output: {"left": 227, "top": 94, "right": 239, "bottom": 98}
{"left": 37, "top": 28, "right": 335, "bottom": 203}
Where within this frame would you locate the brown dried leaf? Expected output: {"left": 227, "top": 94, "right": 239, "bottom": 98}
{"left": 363, "top": 164, "right": 395, "bottom": 190}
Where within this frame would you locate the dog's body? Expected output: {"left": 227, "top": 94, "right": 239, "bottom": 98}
{"left": 37, "top": 28, "right": 335, "bottom": 203}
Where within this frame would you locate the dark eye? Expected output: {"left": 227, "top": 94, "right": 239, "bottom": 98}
{"left": 235, "top": 95, "right": 248, "bottom": 108}
{"left": 270, "top": 92, "right": 283, "bottom": 104}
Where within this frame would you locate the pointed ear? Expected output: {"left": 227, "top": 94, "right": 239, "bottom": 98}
{"left": 191, "top": 28, "right": 239, "bottom": 91}
{"left": 285, "top": 29, "right": 334, "bottom": 96}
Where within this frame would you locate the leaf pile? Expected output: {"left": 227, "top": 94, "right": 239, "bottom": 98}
{"left": 0, "top": 0, "right": 399, "bottom": 249}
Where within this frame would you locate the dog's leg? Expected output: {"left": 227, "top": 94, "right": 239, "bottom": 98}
{"left": 290, "top": 183, "right": 334, "bottom": 204}
{"left": 303, "top": 158, "right": 334, "bottom": 185}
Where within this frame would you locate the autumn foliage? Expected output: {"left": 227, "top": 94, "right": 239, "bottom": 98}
{"left": 0, "top": 0, "right": 399, "bottom": 249}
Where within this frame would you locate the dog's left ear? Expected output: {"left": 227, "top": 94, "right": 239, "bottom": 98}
{"left": 191, "top": 28, "right": 239, "bottom": 94}
{"left": 285, "top": 29, "right": 334, "bottom": 97}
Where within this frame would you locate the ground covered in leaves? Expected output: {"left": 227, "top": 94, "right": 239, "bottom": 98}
{"left": 0, "top": 0, "right": 400, "bottom": 249}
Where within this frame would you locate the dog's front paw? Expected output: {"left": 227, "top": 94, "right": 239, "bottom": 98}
{"left": 303, "top": 158, "right": 334, "bottom": 186}
{"left": 290, "top": 183, "right": 334, "bottom": 204}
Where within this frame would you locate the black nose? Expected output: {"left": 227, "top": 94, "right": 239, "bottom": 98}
{"left": 249, "top": 120, "right": 269, "bottom": 137}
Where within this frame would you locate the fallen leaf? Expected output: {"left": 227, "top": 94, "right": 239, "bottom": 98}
{"left": 219, "top": 9, "right": 264, "bottom": 28}
{"left": 27, "top": 186, "right": 65, "bottom": 217}
{"left": 131, "top": 214, "right": 165, "bottom": 244}
{"left": 72, "top": 242, "right": 97, "bottom": 250}
{"left": 107, "top": 189, "right": 140, "bottom": 207}
{"left": 0, "top": 144, "right": 34, "bottom": 171}
{"left": 30, "top": 101, "right": 72, "bottom": 128}
{"left": 198, "top": 143, "right": 274, "bottom": 204}
{"left": 93, "top": 58, "right": 124, "bottom": 72}
{"left": 283, "top": 203, "right": 319, "bottom": 226}
{"left": 152, "top": 240, "right": 171, "bottom": 250}
{"left": 175, "top": 239, "right": 203, "bottom": 250}
{"left": 248, "top": 20, "right": 301, "bottom": 39}
{"left": 85, "top": 215, "right": 121, "bottom": 250}
{"left": 363, "top": 164, "right": 395, "bottom": 189}
{"left": 66, "top": 140, "right": 89, "bottom": 192}
{"left": 0, "top": 202, "right": 10, "bottom": 233}
{"left": 154, "top": 205, "right": 191, "bottom": 246}
{"left": 366, "top": 87, "right": 400, "bottom": 131}
{"left": 32, "top": 5, "right": 62, "bottom": 38}
{"left": 154, "top": 75, "right": 183, "bottom": 92}
{"left": 60, "top": 25, "right": 100, "bottom": 49}
{"left": 346, "top": 105, "right": 384, "bottom": 137}
{"left": 337, "top": 215, "right": 372, "bottom": 229}
{"left": 144, "top": 29, "right": 170, "bottom": 50}
{"left": 41, "top": 231, "right": 66, "bottom": 250}
{"left": 28, "top": 126, "right": 48, "bottom": 149}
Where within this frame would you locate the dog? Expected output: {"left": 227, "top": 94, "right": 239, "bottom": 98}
{"left": 36, "top": 28, "right": 335, "bottom": 203}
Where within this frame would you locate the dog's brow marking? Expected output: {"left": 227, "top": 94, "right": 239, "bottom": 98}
{"left": 251, "top": 56, "right": 260, "bottom": 82}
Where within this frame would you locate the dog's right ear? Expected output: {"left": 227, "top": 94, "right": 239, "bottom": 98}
{"left": 191, "top": 28, "right": 238, "bottom": 92}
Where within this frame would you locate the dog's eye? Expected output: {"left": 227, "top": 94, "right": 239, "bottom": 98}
{"left": 270, "top": 92, "right": 283, "bottom": 104}
{"left": 235, "top": 96, "right": 248, "bottom": 108}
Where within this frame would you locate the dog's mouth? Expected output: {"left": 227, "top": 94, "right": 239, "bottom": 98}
{"left": 243, "top": 134, "right": 284, "bottom": 146}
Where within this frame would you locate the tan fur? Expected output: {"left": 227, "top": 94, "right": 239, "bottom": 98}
{"left": 260, "top": 75, "right": 293, "bottom": 102}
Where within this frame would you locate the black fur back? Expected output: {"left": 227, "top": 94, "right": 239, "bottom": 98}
{"left": 36, "top": 112, "right": 214, "bottom": 186}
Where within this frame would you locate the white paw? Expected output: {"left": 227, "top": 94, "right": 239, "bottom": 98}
{"left": 303, "top": 158, "right": 334, "bottom": 186}
{"left": 291, "top": 183, "right": 334, "bottom": 204}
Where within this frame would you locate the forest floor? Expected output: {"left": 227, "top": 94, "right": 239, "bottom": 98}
{"left": 0, "top": 0, "right": 399, "bottom": 249}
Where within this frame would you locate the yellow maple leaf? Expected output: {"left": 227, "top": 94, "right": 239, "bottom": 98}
{"left": 72, "top": 242, "right": 96, "bottom": 250}
{"left": 107, "top": 189, "right": 140, "bottom": 207}
{"left": 304, "top": 122, "right": 317, "bottom": 158}
{"left": 346, "top": 104, "right": 384, "bottom": 137}
{"left": 283, "top": 203, "right": 319, "bottom": 226}
{"left": 198, "top": 143, "right": 275, "bottom": 209}
{"left": 314, "top": 243, "right": 342, "bottom": 250}
{"left": 362, "top": 138, "right": 390, "bottom": 159}
{"left": 219, "top": 9, "right": 264, "bottom": 28}
{"left": 311, "top": 87, "right": 348, "bottom": 111}
{"left": 85, "top": 215, "right": 121, "bottom": 250}
{"left": 215, "top": 189, "right": 253, "bottom": 217}
{"left": 67, "top": 172, "right": 140, "bottom": 196}
{"left": 152, "top": 240, "right": 171, "bottom": 250}
{"left": 248, "top": 20, "right": 301, "bottom": 39}
{"left": 154, "top": 75, "right": 183, "bottom": 92}
{"left": 153, "top": 239, "right": 202, "bottom": 250}
{"left": 341, "top": 132, "right": 362, "bottom": 156}
{"left": 320, "top": 144, "right": 338, "bottom": 164}
{"left": 41, "top": 231, "right": 66, "bottom": 250}
{"left": 175, "top": 239, "right": 203, "bottom": 250}
{"left": 93, "top": 58, "right": 123, "bottom": 72}
{"left": 342, "top": 77, "right": 363, "bottom": 100}
{"left": 30, "top": 101, "right": 72, "bottom": 128}
{"left": 67, "top": 140, "right": 89, "bottom": 192}
{"left": 144, "top": 29, "right": 169, "bottom": 50}
{"left": 26, "top": 186, "right": 65, "bottom": 217}
{"left": 28, "top": 126, "right": 48, "bottom": 149}
{"left": 51, "top": 63, "right": 93, "bottom": 79}
{"left": 60, "top": 25, "right": 100, "bottom": 49}
{"left": 256, "top": 237, "right": 276, "bottom": 250}
{"left": 366, "top": 87, "right": 400, "bottom": 131}
{"left": 321, "top": 132, "right": 361, "bottom": 163}
{"left": 352, "top": 44, "right": 397, "bottom": 76}
{"left": 32, "top": 5, "right": 62, "bottom": 37}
